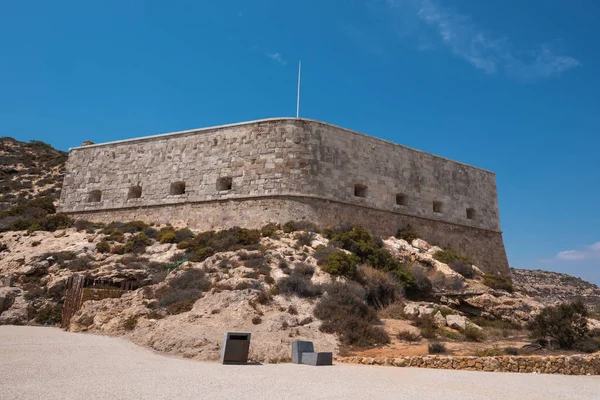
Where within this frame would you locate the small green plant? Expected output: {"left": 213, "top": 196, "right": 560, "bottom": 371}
{"left": 504, "top": 347, "right": 519, "bottom": 355}
{"left": 158, "top": 227, "right": 177, "bottom": 244}
{"left": 395, "top": 224, "right": 418, "bottom": 243}
{"left": 123, "top": 316, "right": 138, "bottom": 331}
{"left": 433, "top": 248, "right": 473, "bottom": 265}
{"left": 437, "top": 327, "right": 461, "bottom": 340}
{"left": 96, "top": 240, "right": 110, "bottom": 253}
{"left": 428, "top": 342, "right": 446, "bottom": 354}
{"left": 463, "top": 325, "right": 486, "bottom": 342}
{"left": 482, "top": 274, "right": 514, "bottom": 292}
{"left": 476, "top": 347, "right": 501, "bottom": 357}
{"left": 252, "top": 316, "right": 262, "bottom": 325}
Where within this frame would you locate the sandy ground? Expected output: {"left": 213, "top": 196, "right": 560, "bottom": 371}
{"left": 1, "top": 326, "right": 598, "bottom": 400}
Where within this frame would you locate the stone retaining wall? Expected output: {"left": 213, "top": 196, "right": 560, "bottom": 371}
{"left": 338, "top": 355, "right": 600, "bottom": 375}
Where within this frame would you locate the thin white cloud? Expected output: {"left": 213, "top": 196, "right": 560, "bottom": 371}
{"left": 588, "top": 242, "right": 600, "bottom": 252}
{"left": 383, "top": 0, "right": 580, "bottom": 80}
{"left": 267, "top": 52, "right": 287, "bottom": 66}
{"left": 552, "top": 241, "right": 600, "bottom": 262}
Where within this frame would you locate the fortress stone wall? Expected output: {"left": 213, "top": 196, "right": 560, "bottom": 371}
{"left": 58, "top": 118, "right": 509, "bottom": 276}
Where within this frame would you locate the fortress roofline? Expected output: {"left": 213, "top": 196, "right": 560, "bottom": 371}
{"left": 69, "top": 117, "right": 495, "bottom": 175}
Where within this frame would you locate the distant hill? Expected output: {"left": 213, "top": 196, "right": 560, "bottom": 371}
{"left": 511, "top": 268, "right": 600, "bottom": 308}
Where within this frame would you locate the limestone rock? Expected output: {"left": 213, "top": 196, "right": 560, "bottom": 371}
{"left": 446, "top": 314, "right": 467, "bottom": 330}
{"left": 411, "top": 239, "right": 431, "bottom": 252}
{"left": 433, "top": 311, "right": 446, "bottom": 327}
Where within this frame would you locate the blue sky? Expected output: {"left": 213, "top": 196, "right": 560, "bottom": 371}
{"left": 1, "top": 0, "right": 599, "bottom": 283}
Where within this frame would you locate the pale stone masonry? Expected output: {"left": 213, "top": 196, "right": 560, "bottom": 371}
{"left": 58, "top": 118, "right": 510, "bottom": 275}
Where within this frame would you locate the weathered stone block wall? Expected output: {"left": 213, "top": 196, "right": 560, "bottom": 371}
{"left": 58, "top": 118, "right": 509, "bottom": 275}
{"left": 339, "top": 354, "right": 600, "bottom": 375}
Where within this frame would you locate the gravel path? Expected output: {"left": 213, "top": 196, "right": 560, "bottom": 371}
{"left": 1, "top": 326, "right": 598, "bottom": 400}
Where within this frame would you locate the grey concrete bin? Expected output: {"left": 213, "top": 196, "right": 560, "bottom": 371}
{"left": 292, "top": 340, "right": 333, "bottom": 366}
{"left": 220, "top": 332, "right": 252, "bottom": 364}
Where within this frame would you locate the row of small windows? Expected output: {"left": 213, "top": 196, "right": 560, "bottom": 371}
{"left": 86, "top": 177, "right": 234, "bottom": 203}
{"left": 85, "top": 179, "right": 476, "bottom": 221}
{"left": 354, "top": 184, "right": 477, "bottom": 220}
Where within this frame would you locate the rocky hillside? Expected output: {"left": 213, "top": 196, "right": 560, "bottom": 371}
{"left": 0, "top": 137, "right": 67, "bottom": 231}
{"left": 512, "top": 268, "right": 600, "bottom": 307}
{"left": 1, "top": 137, "right": 599, "bottom": 360}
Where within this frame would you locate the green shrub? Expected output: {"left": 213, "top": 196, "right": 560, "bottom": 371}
{"left": 504, "top": 347, "right": 519, "bottom": 355}
{"left": 32, "top": 304, "right": 62, "bottom": 325}
{"left": 433, "top": 248, "right": 473, "bottom": 265}
{"left": 282, "top": 220, "right": 318, "bottom": 233}
{"left": 327, "top": 224, "right": 417, "bottom": 293}
{"left": 123, "top": 316, "right": 138, "bottom": 331}
{"left": 96, "top": 241, "right": 110, "bottom": 253}
{"left": 314, "top": 282, "right": 389, "bottom": 347}
{"left": 437, "top": 327, "right": 461, "bottom": 340}
{"left": 177, "top": 226, "right": 262, "bottom": 256}
{"left": 174, "top": 228, "right": 194, "bottom": 243}
{"left": 528, "top": 301, "right": 590, "bottom": 350}
{"left": 476, "top": 347, "right": 501, "bottom": 357}
{"left": 190, "top": 247, "right": 215, "bottom": 262}
{"left": 428, "top": 342, "right": 446, "bottom": 354}
{"left": 29, "top": 213, "right": 73, "bottom": 232}
{"left": 74, "top": 219, "right": 93, "bottom": 232}
{"left": 574, "top": 338, "right": 600, "bottom": 353}
{"left": 396, "top": 224, "right": 418, "bottom": 243}
{"left": 252, "top": 316, "right": 262, "bottom": 325}
{"left": 397, "top": 330, "right": 421, "bottom": 342}
{"left": 123, "top": 232, "right": 153, "bottom": 254}
{"left": 482, "top": 274, "right": 514, "bottom": 292}
{"left": 318, "top": 251, "right": 359, "bottom": 279}
{"left": 464, "top": 325, "right": 486, "bottom": 342}
{"left": 260, "top": 223, "right": 280, "bottom": 237}
{"left": 158, "top": 227, "right": 177, "bottom": 244}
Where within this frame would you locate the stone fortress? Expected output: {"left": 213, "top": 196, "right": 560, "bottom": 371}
{"left": 58, "top": 118, "right": 509, "bottom": 276}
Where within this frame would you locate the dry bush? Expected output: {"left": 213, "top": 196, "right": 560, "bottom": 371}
{"left": 428, "top": 342, "right": 446, "bottom": 354}
{"left": 276, "top": 272, "right": 323, "bottom": 298}
{"left": 314, "top": 282, "right": 389, "bottom": 347}
{"left": 358, "top": 265, "right": 401, "bottom": 309}
{"left": 448, "top": 261, "right": 475, "bottom": 279}
{"left": 397, "top": 330, "right": 421, "bottom": 342}
{"left": 156, "top": 269, "right": 211, "bottom": 315}
{"left": 379, "top": 302, "right": 406, "bottom": 320}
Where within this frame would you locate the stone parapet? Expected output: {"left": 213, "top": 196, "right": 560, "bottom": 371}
{"left": 337, "top": 354, "right": 600, "bottom": 375}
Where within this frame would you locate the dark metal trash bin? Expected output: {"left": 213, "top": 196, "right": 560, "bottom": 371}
{"left": 220, "top": 332, "right": 252, "bottom": 364}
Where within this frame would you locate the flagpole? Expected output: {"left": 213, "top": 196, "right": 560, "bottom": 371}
{"left": 296, "top": 61, "right": 301, "bottom": 118}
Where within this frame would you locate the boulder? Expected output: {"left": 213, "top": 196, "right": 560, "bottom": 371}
{"left": 446, "top": 314, "right": 467, "bottom": 330}
{"left": 433, "top": 311, "right": 446, "bottom": 327}
{"left": 403, "top": 304, "right": 420, "bottom": 317}
{"left": 411, "top": 239, "right": 431, "bottom": 252}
